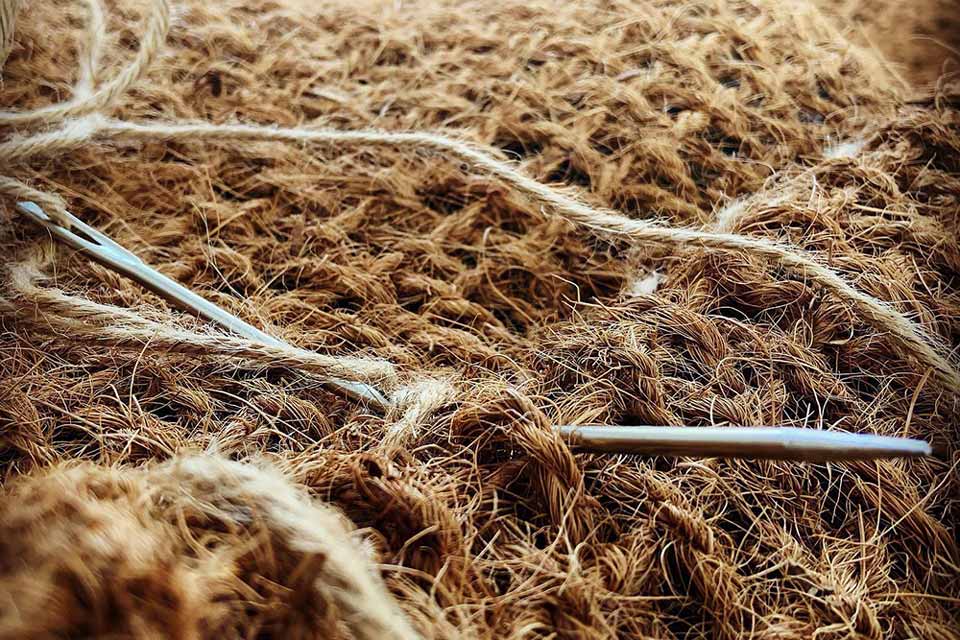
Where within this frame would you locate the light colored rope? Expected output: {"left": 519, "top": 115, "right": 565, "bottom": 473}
{"left": 0, "top": 115, "right": 106, "bottom": 228}
{"left": 0, "top": 0, "right": 169, "bottom": 125}
{"left": 0, "top": 175, "right": 69, "bottom": 216}
{"left": 4, "top": 115, "right": 957, "bottom": 396}
{"left": 2, "top": 245, "right": 397, "bottom": 383}
{"left": 0, "top": 113, "right": 107, "bottom": 165}
{"left": 75, "top": 0, "right": 106, "bottom": 98}
{"left": 0, "top": 0, "right": 113, "bottom": 231}
{"left": 382, "top": 377, "right": 457, "bottom": 449}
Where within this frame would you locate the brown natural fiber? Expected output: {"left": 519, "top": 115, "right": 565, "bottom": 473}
{"left": 1, "top": 0, "right": 959, "bottom": 637}
{"left": 0, "top": 454, "right": 419, "bottom": 639}
{"left": 0, "top": 0, "right": 19, "bottom": 69}
{"left": 815, "top": 0, "right": 960, "bottom": 87}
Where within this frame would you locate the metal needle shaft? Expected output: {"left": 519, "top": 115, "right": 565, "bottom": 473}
{"left": 17, "top": 201, "right": 935, "bottom": 462}
{"left": 556, "top": 425, "right": 932, "bottom": 462}
{"left": 17, "top": 201, "right": 391, "bottom": 411}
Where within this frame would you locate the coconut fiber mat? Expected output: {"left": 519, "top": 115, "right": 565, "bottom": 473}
{"left": 0, "top": 0, "right": 959, "bottom": 637}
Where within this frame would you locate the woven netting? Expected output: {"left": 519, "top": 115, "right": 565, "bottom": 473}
{"left": 1, "top": 0, "right": 958, "bottom": 638}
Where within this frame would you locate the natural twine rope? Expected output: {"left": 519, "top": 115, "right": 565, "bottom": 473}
{"left": 5, "top": 244, "right": 398, "bottom": 382}
{"left": 1, "top": 0, "right": 958, "bottom": 401}
{"left": 0, "top": 0, "right": 166, "bottom": 124}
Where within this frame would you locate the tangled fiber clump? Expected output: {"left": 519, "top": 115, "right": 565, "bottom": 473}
{"left": 0, "top": 454, "right": 419, "bottom": 639}
{"left": 1, "top": 0, "right": 959, "bottom": 637}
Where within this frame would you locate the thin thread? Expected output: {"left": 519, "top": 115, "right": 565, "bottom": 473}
{"left": 0, "top": 113, "right": 107, "bottom": 165}
{"left": 75, "top": 0, "right": 107, "bottom": 98}
{"left": 0, "top": 0, "right": 169, "bottom": 125}
{"left": 0, "top": 176, "right": 69, "bottom": 218}
{"left": 383, "top": 378, "right": 457, "bottom": 449}
{"left": 5, "top": 115, "right": 957, "bottom": 396}
{"left": 0, "top": 0, "right": 391, "bottom": 387}
{"left": 3, "top": 244, "right": 397, "bottom": 383}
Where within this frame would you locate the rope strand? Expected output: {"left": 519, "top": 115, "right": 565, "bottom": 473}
{"left": 0, "top": 0, "right": 170, "bottom": 125}
{"left": 3, "top": 245, "right": 397, "bottom": 383}
{"left": 3, "top": 115, "right": 956, "bottom": 395}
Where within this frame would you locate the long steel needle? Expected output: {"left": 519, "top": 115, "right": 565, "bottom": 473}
{"left": 17, "top": 201, "right": 392, "bottom": 411}
{"left": 556, "top": 425, "right": 932, "bottom": 462}
{"left": 17, "top": 201, "right": 934, "bottom": 462}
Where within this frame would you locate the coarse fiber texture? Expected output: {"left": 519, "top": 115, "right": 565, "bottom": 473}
{"left": 1, "top": 0, "right": 959, "bottom": 638}
{"left": 814, "top": 0, "right": 960, "bottom": 87}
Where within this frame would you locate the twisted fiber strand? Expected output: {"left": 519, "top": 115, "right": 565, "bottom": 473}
{"left": 0, "top": 0, "right": 397, "bottom": 389}
{"left": 0, "top": 117, "right": 107, "bottom": 228}
{"left": 168, "top": 455, "right": 421, "bottom": 640}
{"left": 0, "top": 0, "right": 130, "bottom": 210}
{"left": 75, "top": 0, "right": 106, "bottom": 99}
{"left": 0, "top": 175, "right": 68, "bottom": 216}
{"left": 0, "top": 115, "right": 110, "bottom": 231}
{"left": 0, "top": 114, "right": 106, "bottom": 165}
{"left": 0, "top": 0, "right": 169, "bottom": 125}
{"left": 382, "top": 378, "right": 457, "bottom": 449}
{"left": 48, "top": 117, "right": 960, "bottom": 396}
{"left": 3, "top": 114, "right": 957, "bottom": 395}
{"left": 4, "top": 247, "right": 397, "bottom": 383}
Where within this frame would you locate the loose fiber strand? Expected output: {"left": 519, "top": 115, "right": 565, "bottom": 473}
{"left": 2, "top": 246, "right": 397, "bottom": 383}
{"left": 64, "top": 118, "right": 960, "bottom": 395}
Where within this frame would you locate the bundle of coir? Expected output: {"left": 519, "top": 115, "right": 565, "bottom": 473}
{"left": 0, "top": 0, "right": 957, "bottom": 637}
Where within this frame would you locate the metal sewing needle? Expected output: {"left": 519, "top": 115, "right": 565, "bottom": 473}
{"left": 17, "top": 201, "right": 934, "bottom": 462}
{"left": 555, "top": 425, "right": 931, "bottom": 462}
{"left": 17, "top": 201, "right": 392, "bottom": 411}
